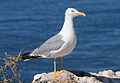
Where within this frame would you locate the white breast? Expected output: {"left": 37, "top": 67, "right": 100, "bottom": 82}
{"left": 52, "top": 14, "right": 77, "bottom": 57}
{"left": 61, "top": 33, "right": 77, "bottom": 56}
{"left": 58, "top": 26, "right": 77, "bottom": 57}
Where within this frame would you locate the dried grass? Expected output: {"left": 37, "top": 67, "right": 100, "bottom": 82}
{"left": 0, "top": 53, "right": 22, "bottom": 83}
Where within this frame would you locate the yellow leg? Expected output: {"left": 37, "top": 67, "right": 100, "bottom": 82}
{"left": 60, "top": 57, "right": 64, "bottom": 70}
{"left": 54, "top": 58, "right": 57, "bottom": 74}
{"left": 54, "top": 58, "right": 62, "bottom": 78}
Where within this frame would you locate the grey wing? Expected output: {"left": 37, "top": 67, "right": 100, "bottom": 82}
{"left": 31, "top": 34, "right": 65, "bottom": 57}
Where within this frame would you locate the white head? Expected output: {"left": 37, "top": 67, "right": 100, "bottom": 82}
{"left": 65, "top": 8, "right": 86, "bottom": 18}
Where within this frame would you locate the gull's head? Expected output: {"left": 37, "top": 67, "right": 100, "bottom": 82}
{"left": 65, "top": 8, "right": 86, "bottom": 18}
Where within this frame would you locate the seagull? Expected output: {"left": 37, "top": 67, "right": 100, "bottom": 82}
{"left": 21, "top": 8, "right": 86, "bottom": 78}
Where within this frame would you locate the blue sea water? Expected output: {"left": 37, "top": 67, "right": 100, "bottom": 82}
{"left": 0, "top": 0, "right": 120, "bottom": 82}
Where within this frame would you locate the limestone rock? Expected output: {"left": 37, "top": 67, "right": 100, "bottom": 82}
{"left": 32, "top": 70, "right": 120, "bottom": 83}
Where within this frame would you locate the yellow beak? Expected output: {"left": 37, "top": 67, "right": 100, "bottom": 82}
{"left": 77, "top": 12, "right": 86, "bottom": 16}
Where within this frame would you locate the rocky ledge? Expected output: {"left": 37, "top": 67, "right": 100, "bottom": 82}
{"left": 32, "top": 70, "right": 120, "bottom": 83}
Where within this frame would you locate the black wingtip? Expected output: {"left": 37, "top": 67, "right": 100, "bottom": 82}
{"left": 21, "top": 52, "right": 41, "bottom": 60}
{"left": 20, "top": 52, "right": 31, "bottom": 60}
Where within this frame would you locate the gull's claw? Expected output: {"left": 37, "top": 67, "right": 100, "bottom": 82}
{"left": 54, "top": 71, "right": 62, "bottom": 78}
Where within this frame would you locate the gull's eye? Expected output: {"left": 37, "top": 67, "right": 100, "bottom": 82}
{"left": 71, "top": 10, "right": 75, "bottom": 12}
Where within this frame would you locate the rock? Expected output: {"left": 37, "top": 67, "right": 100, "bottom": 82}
{"left": 115, "top": 71, "right": 120, "bottom": 77}
{"left": 32, "top": 70, "right": 120, "bottom": 83}
{"left": 98, "top": 70, "right": 115, "bottom": 78}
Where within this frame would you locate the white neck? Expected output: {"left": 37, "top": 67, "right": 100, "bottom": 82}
{"left": 59, "top": 15, "right": 75, "bottom": 35}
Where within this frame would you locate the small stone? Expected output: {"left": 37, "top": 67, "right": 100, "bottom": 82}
{"left": 115, "top": 71, "right": 120, "bottom": 78}
{"left": 100, "top": 70, "right": 115, "bottom": 78}
{"left": 33, "top": 73, "right": 46, "bottom": 81}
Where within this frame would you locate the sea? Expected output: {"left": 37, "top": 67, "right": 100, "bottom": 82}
{"left": 0, "top": 0, "right": 120, "bottom": 82}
